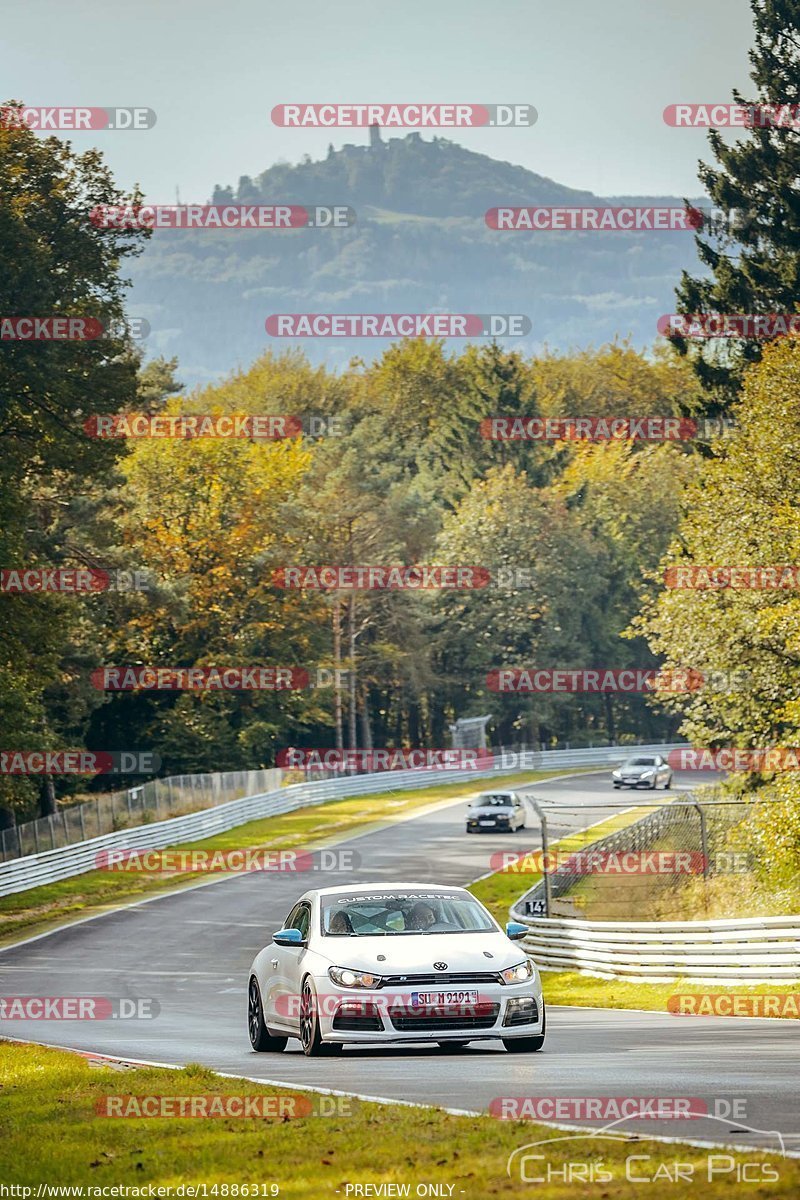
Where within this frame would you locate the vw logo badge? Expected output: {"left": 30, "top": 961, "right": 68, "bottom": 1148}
{"left": 433, "top": 961, "right": 448, "bottom": 970}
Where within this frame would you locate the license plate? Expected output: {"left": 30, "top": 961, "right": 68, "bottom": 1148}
{"left": 479, "top": 819, "right": 495, "bottom": 825}
{"left": 410, "top": 990, "right": 479, "bottom": 1007}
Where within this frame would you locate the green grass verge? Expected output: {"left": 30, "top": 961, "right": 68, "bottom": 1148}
{"left": 561, "top": 843, "right": 800, "bottom": 922}
{"left": 0, "top": 1041, "right": 794, "bottom": 1196}
{"left": 538, "top": 971, "right": 800, "bottom": 1016}
{"left": 0, "top": 769, "right": 583, "bottom": 947}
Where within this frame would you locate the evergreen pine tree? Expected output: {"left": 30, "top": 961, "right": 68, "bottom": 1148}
{"left": 672, "top": 0, "right": 800, "bottom": 419}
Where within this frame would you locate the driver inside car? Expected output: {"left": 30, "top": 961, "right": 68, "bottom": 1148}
{"left": 406, "top": 901, "right": 437, "bottom": 930}
{"left": 328, "top": 909, "right": 354, "bottom": 934}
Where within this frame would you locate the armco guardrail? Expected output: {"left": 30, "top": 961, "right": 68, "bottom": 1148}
{"left": 0, "top": 742, "right": 678, "bottom": 897}
{"left": 514, "top": 912, "right": 800, "bottom": 983}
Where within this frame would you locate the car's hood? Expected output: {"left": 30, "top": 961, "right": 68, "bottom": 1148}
{"left": 314, "top": 931, "right": 526, "bottom": 975}
{"left": 619, "top": 764, "right": 654, "bottom": 775}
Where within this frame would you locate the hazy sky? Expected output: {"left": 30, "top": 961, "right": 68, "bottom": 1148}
{"left": 2, "top": 0, "right": 755, "bottom": 200}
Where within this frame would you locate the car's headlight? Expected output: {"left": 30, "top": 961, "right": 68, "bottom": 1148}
{"left": 641, "top": 769, "right": 655, "bottom": 778}
{"left": 611, "top": 770, "right": 621, "bottom": 779}
{"left": 499, "top": 958, "right": 535, "bottom": 985}
{"left": 328, "top": 966, "right": 382, "bottom": 988}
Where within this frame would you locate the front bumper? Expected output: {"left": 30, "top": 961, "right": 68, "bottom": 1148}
{"left": 467, "top": 819, "right": 513, "bottom": 832}
{"left": 316, "top": 981, "right": 544, "bottom": 1043}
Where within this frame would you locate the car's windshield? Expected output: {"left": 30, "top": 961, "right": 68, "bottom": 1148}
{"left": 474, "top": 794, "right": 514, "bottom": 808}
{"left": 626, "top": 757, "right": 657, "bottom": 766}
{"left": 321, "top": 892, "right": 496, "bottom": 936}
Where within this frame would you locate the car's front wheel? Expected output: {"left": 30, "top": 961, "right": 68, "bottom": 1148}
{"left": 502, "top": 1003, "right": 546, "bottom": 1052}
{"left": 248, "top": 977, "right": 288, "bottom": 1053}
{"left": 299, "top": 978, "right": 341, "bottom": 1057}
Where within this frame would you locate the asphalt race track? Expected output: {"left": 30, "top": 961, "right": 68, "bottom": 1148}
{"left": 1, "top": 769, "right": 797, "bottom": 1156}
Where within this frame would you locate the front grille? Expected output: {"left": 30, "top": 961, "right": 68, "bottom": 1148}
{"left": 391, "top": 1002, "right": 500, "bottom": 1032}
{"left": 381, "top": 972, "right": 499, "bottom": 987}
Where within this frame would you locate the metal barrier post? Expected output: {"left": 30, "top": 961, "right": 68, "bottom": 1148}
{"left": 528, "top": 796, "right": 552, "bottom": 916}
{"left": 693, "top": 801, "right": 710, "bottom": 877}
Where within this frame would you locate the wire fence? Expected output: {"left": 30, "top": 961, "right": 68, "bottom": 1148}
{"left": 516, "top": 798, "right": 774, "bottom": 921}
{"left": 0, "top": 769, "right": 282, "bottom": 863}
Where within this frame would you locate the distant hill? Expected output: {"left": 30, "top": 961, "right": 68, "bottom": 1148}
{"left": 129, "top": 131, "right": 707, "bottom": 384}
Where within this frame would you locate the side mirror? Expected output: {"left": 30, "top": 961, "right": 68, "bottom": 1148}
{"left": 273, "top": 927, "right": 304, "bottom": 947}
{"left": 506, "top": 921, "right": 529, "bottom": 942}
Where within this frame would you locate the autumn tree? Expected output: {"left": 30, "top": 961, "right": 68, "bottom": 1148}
{"left": 0, "top": 104, "right": 148, "bottom": 817}
{"left": 635, "top": 337, "right": 800, "bottom": 750}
